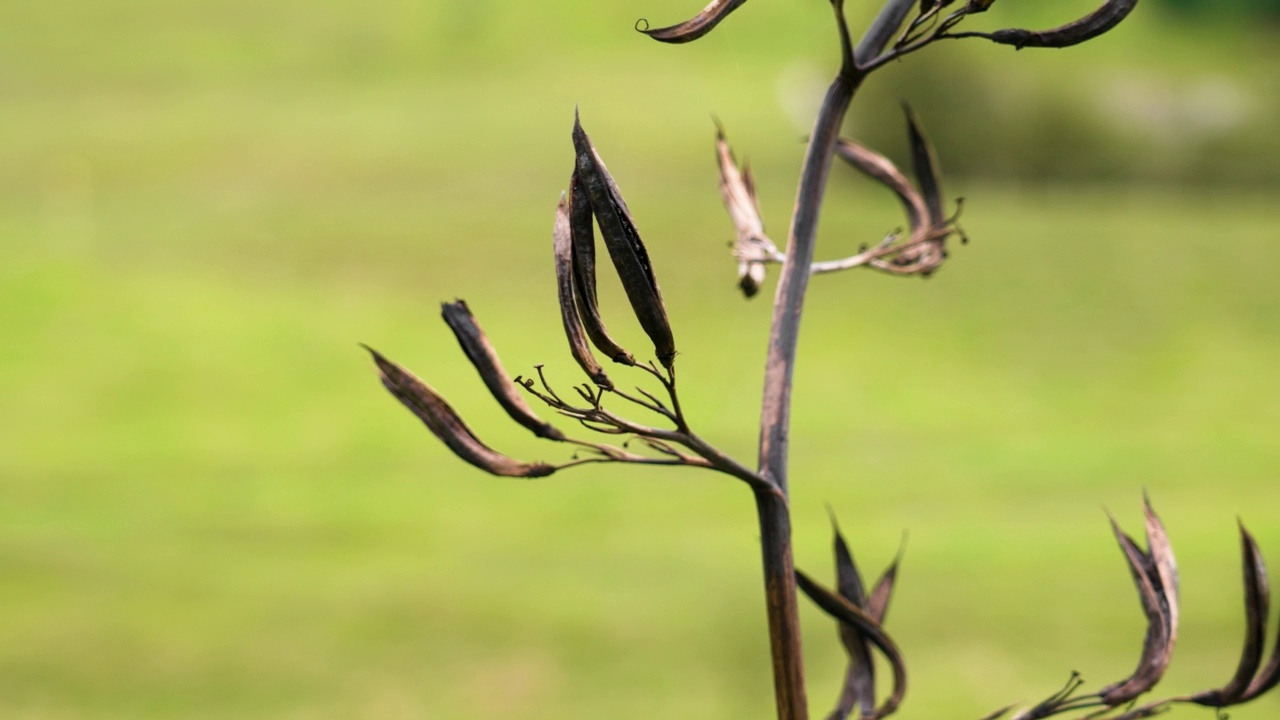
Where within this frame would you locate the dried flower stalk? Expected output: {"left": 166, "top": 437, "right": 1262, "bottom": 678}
{"left": 361, "top": 2, "right": 1273, "bottom": 720}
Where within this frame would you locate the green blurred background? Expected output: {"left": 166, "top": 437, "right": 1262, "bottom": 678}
{"left": 2, "top": 1, "right": 1278, "bottom": 718}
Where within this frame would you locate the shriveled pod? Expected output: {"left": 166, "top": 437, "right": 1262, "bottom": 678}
{"left": 638, "top": 0, "right": 749, "bottom": 44}
{"left": 363, "top": 345, "right": 555, "bottom": 478}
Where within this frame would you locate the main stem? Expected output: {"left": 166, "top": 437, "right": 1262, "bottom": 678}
{"left": 755, "top": 68, "right": 863, "bottom": 720}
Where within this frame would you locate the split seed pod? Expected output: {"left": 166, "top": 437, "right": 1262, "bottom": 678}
{"left": 570, "top": 171, "right": 636, "bottom": 366}
{"left": 638, "top": 0, "right": 748, "bottom": 44}
{"left": 716, "top": 125, "right": 778, "bottom": 298}
{"left": 572, "top": 114, "right": 677, "bottom": 368}
{"left": 816, "top": 514, "right": 906, "bottom": 720}
{"left": 362, "top": 345, "right": 555, "bottom": 478}
{"left": 830, "top": 515, "right": 876, "bottom": 720}
{"left": 441, "top": 300, "right": 566, "bottom": 441}
{"left": 554, "top": 193, "right": 613, "bottom": 389}
{"left": 986, "top": 0, "right": 1140, "bottom": 50}
{"left": 796, "top": 570, "right": 907, "bottom": 720}
{"left": 1097, "top": 505, "right": 1178, "bottom": 706}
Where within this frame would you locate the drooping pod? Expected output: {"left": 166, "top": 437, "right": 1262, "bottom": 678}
{"left": 440, "top": 300, "right": 566, "bottom": 441}
{"left": 363, "top": 345, "right": 556, "bottom": 478}
{"left": 637, "top": 0, "right": 749, "bottom": 44}
{"left": 569, "top": 171, "right": 636, "bottom": 366}
{"left": 553, "top": 193, "right": 613, "bottom": 388}
{"left": 572, "top": 113, "right": 677, "bottom": 368}
{"left": 986, "top": 0, "right": 1140, "bottom": 50}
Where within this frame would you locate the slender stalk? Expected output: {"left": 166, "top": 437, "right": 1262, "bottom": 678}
{"left": 755, "top": 59, "right": 865, "bottom": 720}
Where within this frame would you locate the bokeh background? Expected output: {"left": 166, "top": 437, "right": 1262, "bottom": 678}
{"left": 3, "top": 1, "right": 1279, "bottom": 718}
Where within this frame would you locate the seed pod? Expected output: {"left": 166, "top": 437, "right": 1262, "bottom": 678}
{"left": 1241, "top": 525, "right": 1280, "bottom": 702}
{"left": 796, "top": 570, "right": 907, "bottom": 720}
{"left": 986, "top": 0, "right": 1140, "bottom": 50}
{"left": 572, "top": 114, "right": 677, "bottom": 368}
{"left": 902, "top": 104, "right": 945, "bottom": 227}
{"left": 638, "top": 0, "right": 748, "bottom": 44}
{"left": 554, "top": 193, "right": 612, "bottom": 388}
{"left": 716, "top": 126, "right": 778, "bottom": 299}
{"left": 829, "top": 513, "right": 876, "bottom": 720}
{"left": 441, "top": 300, "right": 566, "bottom": 441}
{"left": 570, "top": 171, "right": 636, "bottom": 365}
{"left": 1098, "top": 513, "right": 1176, "bottom": 706}
{"left": 1191, "top": 522, "right": 1270, "bottom": 706}
{"left": 867, "top": 534, "right": 906, "bottom": 624}
{"left": 362, "top": 345, "right": 555, "bottom": 478}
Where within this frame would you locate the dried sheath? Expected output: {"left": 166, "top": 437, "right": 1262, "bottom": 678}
{"left": 639, "top": 0, "right": 748, "bottom": 44}
{"left": 987, "top": 0, "right": 1140, "bottom": 50}
{"left": 441, "top": 300, "right": 566, "bottom": 441}
{"left": 554, "top": 193, "right": 612, "bottom": 388}
{"left": 363, "top": 345, "right": 555, "bottom": 478}
{"left": 572, "top": 115, "right": 676, "bottom": 368}
{"left": 570, "top": 171, "right": 635, "bottom": 365}
{"left": 716, "top": 126, "right": 775, "bottom": 298}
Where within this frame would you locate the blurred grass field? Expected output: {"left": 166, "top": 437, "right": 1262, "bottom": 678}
{"left": 2, "top": 2, "right": 1279, "bottom": 718}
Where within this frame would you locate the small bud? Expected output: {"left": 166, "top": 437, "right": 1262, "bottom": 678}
{"left": 362, "top": 345, "right": 555, "bottom": 478}
{"left": 572, "top": 113, "right": 677, "bottom": 368}
{"left": 441, "top": 300, "right": 566, "bottom": 441}
{"left": 637, "top": 0, "right": 748, "bottom": 44}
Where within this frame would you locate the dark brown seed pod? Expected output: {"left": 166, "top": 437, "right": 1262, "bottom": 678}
{"left": 362, "top": 345, "right": 555, "bottom": 478}
{"left": 1098, "top": 513, "right": 1176, "bottom": 706}
{"left": 829, "top": 513, "right": 875, "bottom": 720}
{"left": 716, "top": 125, "right": 777, "bottom": 298}
{"left": 441, "top": 300, "right": 566, "bottom": 441}
{"left": 572, "top": 114, "right": 677, "bottom": 368}
{"left": 569, "top": 170, "right": 636, "bottom": 365}
{"left": 1240, "top": 526, "right": 1280, "bottom": 702}
{"left": 637, "top": 0, "right": 748, "bottom": 44}
{"left": 1190, "top": 522, "right": 1270, "bottom": 706}
{"left": 986, "top": 0, "right": 1140, "bottom": 50}
{"left": 902, "top": 104, "right": 945, "bottom": 226}
{"left": 866, "top": 534, "right": 906, "bottom": 624}
{"left": 796, "top": 570, "right": 907, "bottom": 720}
{"left": 554, "top": 193, "right": 612, "bottom": 389}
